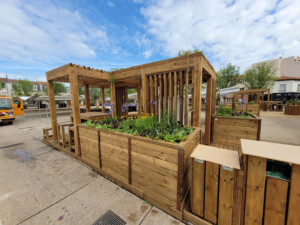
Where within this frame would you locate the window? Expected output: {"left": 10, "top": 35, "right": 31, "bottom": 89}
{"left": 298, "top": 84, "right": 300, "bottom": 92}
{"left": 279, "top": 84, "right": 286, "bottom": 92}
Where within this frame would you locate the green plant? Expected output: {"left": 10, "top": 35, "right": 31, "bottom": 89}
{"left": 216, "top": 104, "right": 254, "bottom": 118}
{"left": 248, "top": 100, "right": 256, "bottom": 104}
{"left": 82, "top": 113, "right": 194, "bottom": 143}
{"left": 217, "top": 63, "right": 240, "bottom": 89}
{"left": 108, "top": 75, "right": 115, "bottom": 83}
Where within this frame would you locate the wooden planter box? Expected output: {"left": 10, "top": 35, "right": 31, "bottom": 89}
{"left": 284, "top": 104, "right": 300, "bottom": 115}
{"left": 78, "top": 125, "right": 201, "bottom": 219}
{"left": 234, "top": 103, "right": 260, "bottom": 116}
{"left": 211, "top": 115, "right": 261, "bottom": 150}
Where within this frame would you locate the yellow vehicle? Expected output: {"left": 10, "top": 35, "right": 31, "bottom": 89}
{"left": 12, "top": 97, "right": 24, "bottom": 116}
{"left": 0, "top": 96, "right": 15, "bottom": 125}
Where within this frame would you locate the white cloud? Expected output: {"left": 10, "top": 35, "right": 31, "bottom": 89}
{"left": 107, "top": 1, "right": 115, "bottom": 7}
{"left": 141, "top": 0, "right": 300, "bottom": 71}
{"left": 0, "top": 0, "right": 109, "bottom": 64}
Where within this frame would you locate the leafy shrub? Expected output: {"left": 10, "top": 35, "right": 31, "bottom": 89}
{"left": 82, "top": 113, "right": 194, "bottom": 143}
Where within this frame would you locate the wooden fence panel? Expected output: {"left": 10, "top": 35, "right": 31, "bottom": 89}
{"left": 191, "top": 159, "right": 205, "bottom": 217}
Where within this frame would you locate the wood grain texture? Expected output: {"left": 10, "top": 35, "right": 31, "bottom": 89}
{"left": 218, "top": 168, "right": 235, "bottom": 225}
{"left": 264, "top": 177, "right": 289, "bottom": 225}
{"left": 191, "top": 159, "right": 205, "bottom": 217}
{"left": 204, "top": 162, "right": 219, "bottom": 224}
{"left": 287, "top": 165, "right": 300, "bottom": 225}
{"left": 244, "top": 156, "right": 266, "bottom": 225}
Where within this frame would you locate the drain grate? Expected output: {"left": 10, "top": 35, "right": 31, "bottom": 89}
{"left": 93, "top": 210, "right": 126, "bottom": 225}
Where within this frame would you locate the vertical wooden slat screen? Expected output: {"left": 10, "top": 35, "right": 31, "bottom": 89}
{"left": 141, "top": 68, "right": 148, "bottom": 115}
{"left": 137, "top": 87, "right": 142, "bottom": 116}
{"left": 204, "top": 76, "right": 213, "bottom": 144}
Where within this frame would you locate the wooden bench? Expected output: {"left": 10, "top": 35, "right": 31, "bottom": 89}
{"left": 43, "top": 127, "right": 53, "bottom": 140}
{"left": 68, "top": 126, "right": 75, "bottom": 152}
{"left": 57, "top": 122, "right": 73, "bottom": 148}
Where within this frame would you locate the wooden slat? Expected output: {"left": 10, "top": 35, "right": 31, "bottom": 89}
{"left": 137, "top": 86, "right": 142, "bottom": 116}
{"left": 174, "top": 71, "right": 178, "bottom": 122}
{"left": 204, "top": 76, "right": 212, "bottom": 144}
{"left": 164, "top": 73, "right": 168, "bottom": 112}
{"left": 141, "top": 68, "right": 148, "bottom": 115}
{"left": 154, "top": 75, "right": 158, "bottom": 115}
{"left": 244, "top": 156, "right": 266, "bottom": 225}
{"left": 169, "top": 72, "right": 174, "bottom": 118}
{"left": 191, "top": 159, "right": 205, "bottom": 217}
{"left": 84, "top": 84, "right": 90, "bottom": 112}
{"left": 159, "top": 74, "right": 163, "bottom": 119}
{"left": 150, "top": 75, "right": 154, "bottom": 114}
{"left": 184, "top": 70, "right": 189, "bottom": 126}
{"left": 264, "top": 177, "right": 289, "bottom": 225}
{"left": 287, "top": 164, "right": 300, "bottom": 225}
{"left": 179, "top": 71, "right": 184, "bottom": 123}
{"left": 101, "top": 87, "right": 105, "bottom": 113}
{"left": 218, "top": 168, "right": 235, "bottom": 225}
{"left": 204, "top": 162, "right": 219, "bottom": 224}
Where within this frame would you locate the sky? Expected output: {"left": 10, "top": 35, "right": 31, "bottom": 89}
{"left": 0, "top": 0, "right": 300, "bottom": 81}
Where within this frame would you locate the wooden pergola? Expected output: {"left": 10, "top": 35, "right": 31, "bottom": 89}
{"left": 233, "top": 88, "right": 270, "bottom": 109}
{"left": 46, "top": 52, "right": 217, "bottom": 155}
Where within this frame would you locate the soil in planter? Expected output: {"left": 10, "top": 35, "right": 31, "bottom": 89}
{"left": 266, "top": 160, "right": 291, "bottom": 181}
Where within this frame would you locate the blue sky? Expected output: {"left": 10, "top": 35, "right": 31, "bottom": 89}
{"left": 0, "top": 0, "right": 300, "bottom": 81}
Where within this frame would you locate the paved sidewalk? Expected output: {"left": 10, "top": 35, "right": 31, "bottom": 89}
{"left": 0, "top": 117, "right": 184, "bottom": 225}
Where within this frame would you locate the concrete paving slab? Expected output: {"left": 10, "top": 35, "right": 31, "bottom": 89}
{"left": 140, "top": 207, "right": 184, "bottom": 225}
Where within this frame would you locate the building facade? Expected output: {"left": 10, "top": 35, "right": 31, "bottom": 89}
{"left": 253, "top": 56, "right": 300, "bottom": 78}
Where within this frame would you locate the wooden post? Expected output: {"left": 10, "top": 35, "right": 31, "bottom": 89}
{"left": 101, "top": 87, "right": 105, "bottom": 113}
{"left": 192, "top": 56, "right": 203, "bottom": 127}
{"left": 287, "top": 164, "right": 300, "bottom": 225}
{"left": 204, "top": 76, "right": 212, "bottom": 145}
{"left": 141, "top": 68, "right": 148, "bottom": 115}
{"left": 137, "top": 86, "right": 142, "bottom": 117}
{"left": 211, "top": 79, "right": 217, "bottom": 115}
{"left": 69, "top": 65, "right": 81, "bottom": 156}
{"left": 84, "top": 84, "right": 90, "bottom": 112}
{"left": 47, "top": 79, "right": 58, "bottom": 141}
{"left": 169, "top": 72, "right": 173, "bottom": 118}
{"left": 110, "top": 80, "right": 116, "bottom": 117}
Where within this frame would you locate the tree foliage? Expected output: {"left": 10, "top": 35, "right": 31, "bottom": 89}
{"left": 89, "top": 88, "right": 100, "bottom": 100}
{"left": 0, "top": 80, "right": 5, "bottom": 89}
{"left": 245, "top": 63, "right": 277, "bottom": 89}
{"left": 12, "top": 79, "right": 33, "bottom": 96}
{"left": 217, "top": 63, "right": 240, "bottom": 89}
{"left": 53, "top": 82, "right": 66, "bottom": 95}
